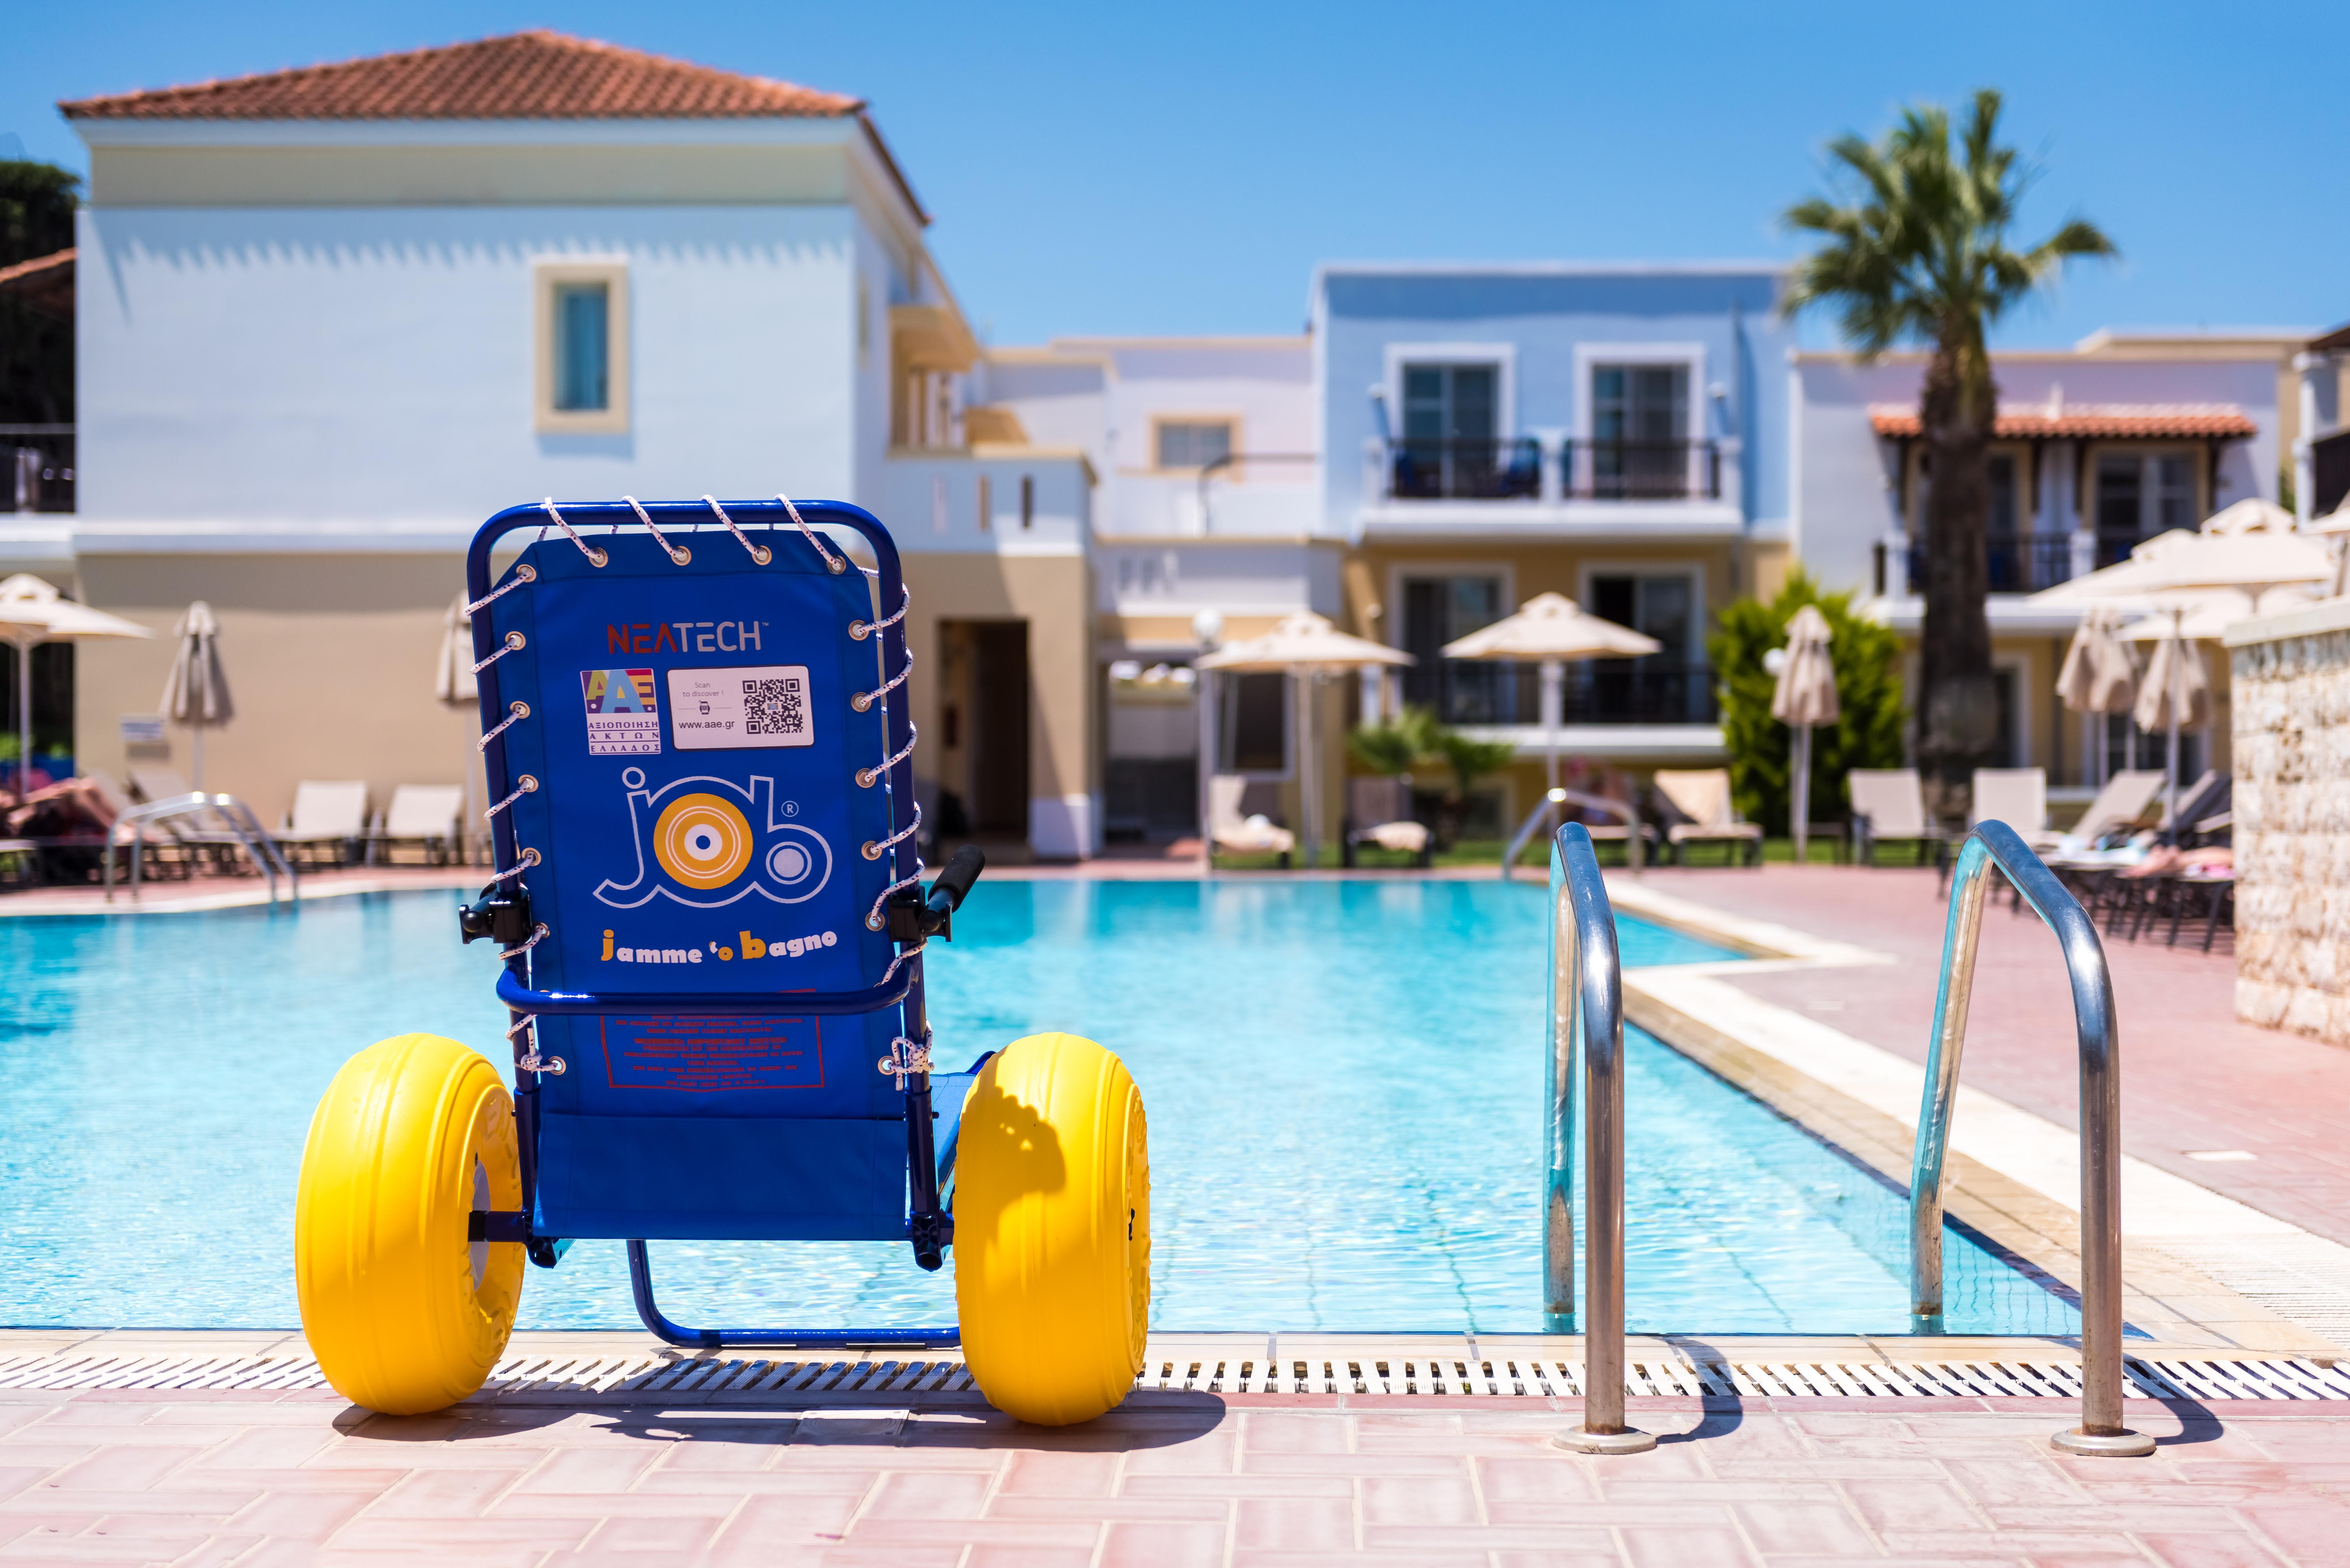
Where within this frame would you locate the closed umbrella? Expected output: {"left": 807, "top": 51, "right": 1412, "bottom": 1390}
{"left": 159, "top": 601, "right": 233, "bottom": 793}
{"left": 2056, "top": 605, "right": 2138, "bottom": 783}
{"left": 1770, "top": 605, "right": 1838, "bottom": 865}
{"left": 436, "top": 592, "right": 480, "bottom": 863}
{"left": 0, "top": 574, "right": 154, "bottom": 802}
{"left": 2131, "top": 608, "right": 2210, "bottom": 827}
{"left": 1439, "top": 592, "right": 1660, "bottom": 812}
{"left": 1197, "top": 611, "right": 1413, "bottom": 867}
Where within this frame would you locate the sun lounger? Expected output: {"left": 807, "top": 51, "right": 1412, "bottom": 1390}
{"left": 277, "top": 780, "right": 370, "bottom": 868}
{"left": 1651, "top": 769, "right": 1762, "bottom": 867}
{"left": 1341, "top": 776, "right": 1431, "bottom": 868}
{"left": 1971, "top": 768, "right": 2053, "bottom": 850}
{"left": 368, "top": 784, "right": 467, "bottom": 866}
{"left": 2055, "top": 770, "right": 2166, "bottom": 848}
{"left": 1208, "top": 774, "right": 1294, "bottom": 867}
{"left": 1848, "top": 768, "right": 1946, "bottom": 869}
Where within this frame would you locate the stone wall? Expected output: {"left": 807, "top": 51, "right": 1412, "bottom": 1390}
{"left": 2229, "top": 599, "right": 2350, "bottom": 1045}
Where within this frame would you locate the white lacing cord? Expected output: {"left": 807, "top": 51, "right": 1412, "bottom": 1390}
{"left": 486, "top": 847, "right": 540, "bottom": 883}
{"left": 506, "top": 1015, "right": 566, "bottom": 1075}
{"left": 478, "top": 700, "right": 529, "bottom": 751}
{"left": 866, "top": 852, "right": 925, "bottom": 933}
{"left": 701, "top": 497, "right": 773, "bottom": 565}
{"left": 540, "top": 500, "right": 609, "bottom": 567}
{"left": 466, "top": 564, "right": 537, "bottom": 617}
{"left": 850, "top": 586, "right": 910, "bottom": 642}
{"left": 856, "top": 722, "right": 917, "bottom": 790}
{"left": 473, "top": 629, "right": 526, "bottom": 675}
{"left": 876, "top": 1031, "right": 932, "bottom": 1088}
{"left": 623, "top": 495, "right": 690, "bottom": 564}
{"left": 776, "top": 494, "right": 845, "bottom": 574}
{"left": 877, "top": 939, "right": 923, "bottom": 987}
{"left": 853, "top": 645, "right": 912, "bottom": 713}
{"left": 501, "top": 922, "right": 550, "bottom": 961}
{"left": 863, "top": 802, "right": 920, "bottom": 862}
{"left": 484, "top": 775, "right": 538, "bottom": 820}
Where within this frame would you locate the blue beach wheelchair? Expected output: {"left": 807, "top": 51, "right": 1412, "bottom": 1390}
{"left": 294, "top": 498, "right": 1149, "bottom": 1423}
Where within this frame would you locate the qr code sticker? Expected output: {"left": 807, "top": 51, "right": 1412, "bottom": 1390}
{"left": 743, "top": 675, "right": 807, "bottom": 738}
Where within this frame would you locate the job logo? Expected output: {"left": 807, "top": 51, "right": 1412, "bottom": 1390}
{"left": 594, "top": 767, "right": 833, "bottom": 909}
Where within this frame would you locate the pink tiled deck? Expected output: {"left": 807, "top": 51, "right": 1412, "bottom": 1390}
{"left": 5, "top": 1386, "right": 2348, "bottom": 1564}
{"left": 1627, "top": 864, "right": 2350, "bottom": 1247}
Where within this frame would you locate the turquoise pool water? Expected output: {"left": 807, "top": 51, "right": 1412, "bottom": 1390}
{"left": 0, "top": 881, "right": 2075, "bottom": 1335}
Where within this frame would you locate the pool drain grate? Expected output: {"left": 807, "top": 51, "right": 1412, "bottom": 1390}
{"left": 1, "top": 1348, "right": 2345, "bottom": 1402}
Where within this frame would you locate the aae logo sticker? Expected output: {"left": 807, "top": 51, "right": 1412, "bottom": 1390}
{"left": 593, "top": 767, "right": 832, "bottom": 910}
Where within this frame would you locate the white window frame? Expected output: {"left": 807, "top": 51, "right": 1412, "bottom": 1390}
{"left": 1575, "top": 561, "right": 1707, "bottom": 663}
{"left": 534, "top": 257, "right": 630, "bottom": 436}
{"left": 1384, "top": 561, "right": 1518, "bottom": 653}
{"left": 1571, "top": 343, "right": 1707, "bottom": 442}
{"left": 1383, "top": 344, "right": 1518, "bottom": 442}
{"left": 1150, "top": 415, "right": 1243, "bottom": 474}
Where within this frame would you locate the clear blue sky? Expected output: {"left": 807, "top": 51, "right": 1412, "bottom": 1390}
{"left": 10, "top": 1, "right": 2346, "bottom": 348}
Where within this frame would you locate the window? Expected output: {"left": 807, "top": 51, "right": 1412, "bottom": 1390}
{"left": 1588, "top": 572, "right": 1704, "bottom": 723}
{"left": 1588, "top": 574, "right": 1692, "bottom": 660}
{"left": 1590, "top": 365, "right": 1688, "bottom": 498}
{"left": 1156, "top": 420, "right": 1234, "bottom": 471}
{"left": 1020, "top": 474, "right": 1035, "bottom": 529}
{"left": 1400, "top": 573, "right": 1508, "bottom": 723}
{"left": 2095, "top": 452, "right": 2197, "bottom": 562}
{"left": 553, "top": 284, "right": 609, "bottom": 411}
{"left": 534, "top": 259, "right": 628, "bottom": 434}
{"left": 1985, "top": 453, "right": 2019, "bottom": 536}
{"left": 1221, "top": 672, "right": 1288, "bottom": 774}
{"left": 1402, "top": 365, "right": 1497, "bottom": 442}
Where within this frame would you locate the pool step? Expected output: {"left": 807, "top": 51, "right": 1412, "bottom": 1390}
{"left": 1, "top": 1347, "right": 2345, "bottom": 1402}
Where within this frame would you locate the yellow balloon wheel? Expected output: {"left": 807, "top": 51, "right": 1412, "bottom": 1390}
{"left": 295, "top": 1033, "right": 524, "bottom": 1414}
{"left": 954, "top": 1032, "right": 1149, "bottom": 1425}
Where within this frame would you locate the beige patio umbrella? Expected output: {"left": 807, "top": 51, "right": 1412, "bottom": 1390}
{"left": 436, "top": 592, "right": 481, "bottom": 862}
{"left": 2131, "top": 609, "right": 2210, "bottom": 822}
{"left": 159, "top": 601, "right": 233, "bottom": 793}
{"left": 1439, "top": 592, "right": 1659, "bottom": 805}
{"left": 1769, "top": 605, "right": 1838, "bottom": 865}
{"left": 0, "top": 574, "right": 154, "bottom": 803}
{"left": 1197, "top": 611, "right": 1413, "bottom": 868}
{"left": 2056, "top": 605, "right": 2139, "bottom": 782}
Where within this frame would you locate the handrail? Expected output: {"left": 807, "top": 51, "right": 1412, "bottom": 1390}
{"left": 1912, "top": 821, "right": 2151, "bottom": 1457}
{"left": 1545, "top": 822, "right": 1654, "bottom": 1454}
{"left": 105, "top": 792, "right": 300, "bottom": 906}
{"left": 1507, "top": 789, "right": 1643, "bottom": 881}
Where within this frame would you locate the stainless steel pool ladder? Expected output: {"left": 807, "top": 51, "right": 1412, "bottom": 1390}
{"left": 1912, "top": 820, "right": 2151, "bottom": 1457}
{"left": 1544, "top": 821, "right": 1654, "bottom": 1453}
{"left": 1507, "top": 789, "right": 1642, "bottom": 881}
{"left": 104, "top": 792, "right": 299, "bottom": 905}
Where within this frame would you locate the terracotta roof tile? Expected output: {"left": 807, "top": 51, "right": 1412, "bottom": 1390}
{"left": 59, "top": 30, "right": 860, "bottom": 121}
{"left": 1868, "top": 403, "right": 2258, "bottom": 440}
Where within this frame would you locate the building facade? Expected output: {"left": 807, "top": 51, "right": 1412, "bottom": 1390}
{"left": 46, "top": 32, "right": 1099, "bottom": 856}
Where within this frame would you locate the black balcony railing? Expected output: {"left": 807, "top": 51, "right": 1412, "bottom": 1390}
{"left": 2, "top": 426, "right": 75, "bottom": 514}
{"left": 1399, "top": 660, "right": 1719, "bottom": 728}
{"left": 1900, "top": 532, "right": 2081, "bottom": 594}
{"left": 1565, "top": 439, "right": 1719, "bottom": 501}
{"left": 1388, "top": 437, "right": 1541, "bottom": 500}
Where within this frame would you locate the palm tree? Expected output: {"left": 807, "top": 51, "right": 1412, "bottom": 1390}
{"left": 1783, "top": 90, "right": 2114, "bottom": 817}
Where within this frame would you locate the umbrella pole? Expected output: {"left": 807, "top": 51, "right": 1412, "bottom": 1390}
{"left": 1792, "top": 725, "right": 1811, "bottom": 866}
{"left": 12, "top": 633, "right": 30, "bottom": 804}
{"left": 1198, "top": 667, "right": 1217, "bottom": 878}
{"left": 1541, "top": 658, "right": 1563, "bottom": 836}
{"left": 1295, "top": 666, "right": 1317, "bottom": 870}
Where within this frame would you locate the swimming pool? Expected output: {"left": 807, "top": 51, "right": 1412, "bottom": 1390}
{"left": 0, "top": 881, "right": 2075, "bottom": 1336}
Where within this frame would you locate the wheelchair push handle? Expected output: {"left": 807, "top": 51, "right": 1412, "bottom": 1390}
{"left": 929, "top": 845, "right": 987, "bottom": 918}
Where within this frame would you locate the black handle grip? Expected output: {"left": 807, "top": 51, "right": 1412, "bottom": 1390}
{"left": 927, "top": 845, "right": 986, "bottom": 915}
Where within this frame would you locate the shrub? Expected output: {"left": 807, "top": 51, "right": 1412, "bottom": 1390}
{"left": 1707, "top": 570, "right": 1906, "bottom": 834}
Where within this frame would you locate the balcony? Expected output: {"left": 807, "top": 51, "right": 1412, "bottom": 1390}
{"left": 1361, "top": 434, "right": 1742, "bottom": 540}
{"left": 1400, "top": 660, "right": 1719, "bottom": 728}
{"left": 1882, "top": 531, "right": 2092, "bottom": 596}
{"left": 4, "top": 426, "right": 74, "bottom": 513}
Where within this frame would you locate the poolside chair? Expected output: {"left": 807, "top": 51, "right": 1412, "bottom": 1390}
{"left": 1208, "top": 774, "right": 1293, "bottom": 867}
{"left": 368, "top": 784, "right": 466, "bottom": 866}
{"left": 2059, "top": 770, "right": 2167, "bottom": 848}
{"left": 1847, "top": 769, "right": 1946, "bottom": 869}
{"left": 1651, "top": 769, "right": 1762, "bottom": 867}
{"left": 277, "top": 780, "right": 369, "bottom": 868}
{"left": 1971, "top": 768, "right": 2053, "bottom": 850}
{"left": 2158, "top": 772, "right": 2229, "bottom": 845}
{"left": 1341, "top": 776, "right": 1431, "bottom": 868}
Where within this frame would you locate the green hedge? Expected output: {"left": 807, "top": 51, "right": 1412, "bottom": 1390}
{"left": 1706, "top": 570, "right": 1907, "bottom": 834}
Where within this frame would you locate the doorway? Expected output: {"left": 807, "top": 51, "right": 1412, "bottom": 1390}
{"left": 938, "top": 620, "right": 1030, "bottom": 840}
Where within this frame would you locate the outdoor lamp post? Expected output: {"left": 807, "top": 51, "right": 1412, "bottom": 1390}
{"left": 1192, "top": 607, "right": 1223, "bottom": 877}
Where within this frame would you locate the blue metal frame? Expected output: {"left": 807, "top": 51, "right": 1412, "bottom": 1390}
{"left": 465, "top": 498, "right": 956, "bottom": 1348}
